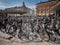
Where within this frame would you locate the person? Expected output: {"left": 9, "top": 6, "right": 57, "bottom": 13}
{"left": 0, "top": 20, "right": 2, "bottom": 29}
{"left": 55, "top": 20, "right": 60, "bottom": 36}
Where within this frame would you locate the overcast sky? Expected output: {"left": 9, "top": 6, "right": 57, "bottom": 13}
{"left": 0, "top": 0, "right": 47, "bottom": 9}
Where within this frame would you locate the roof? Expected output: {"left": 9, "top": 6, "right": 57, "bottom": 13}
{"left": 3, "top": 2, "right": 32, "bottom": 14}
{"left": 36, "top": 1, "right": 59, "bottom": 5}
{"left": 4, "top": 6, "right": 31, "bottom": 14}
{"left": 49, "top": 2, "right": 60, "bottom": 12}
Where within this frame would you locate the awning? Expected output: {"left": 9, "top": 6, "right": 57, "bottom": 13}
{"left": 37, "top": 13, "right": 49, "bottom": 16}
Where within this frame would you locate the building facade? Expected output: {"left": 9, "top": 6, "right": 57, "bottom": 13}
{"left": 4, "top": 2, "right": 34, "bottom": 17}
{"left": 36, "top": 1, "right": 59, "bottom": 16}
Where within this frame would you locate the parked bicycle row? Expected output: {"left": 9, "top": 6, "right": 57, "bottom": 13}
{"left": 0, "top": 16, "right": 60, "bottom": 42}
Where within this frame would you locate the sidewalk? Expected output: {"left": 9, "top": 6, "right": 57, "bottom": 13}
{"left": 0, "top": 31, "right": 60, "bottom": 45}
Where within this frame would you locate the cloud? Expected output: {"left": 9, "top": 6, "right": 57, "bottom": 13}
{"left": 28, "top": 5, "right": 36, "bottom": 9}
{"left": 0, "top": 2, "right": 13, "bottom": 9}
{"left": 0, "top": 2, "right": 36, "bottom": 10}
{"left": 0, "top": 2, "right": 16, "bottom": 9}
{"left": 0, "top": 2, "right": 6, "bottom": 9}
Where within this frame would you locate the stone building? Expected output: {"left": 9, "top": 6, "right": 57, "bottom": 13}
{"left": 4, "top": 2, "right": 34, "bottom": 17}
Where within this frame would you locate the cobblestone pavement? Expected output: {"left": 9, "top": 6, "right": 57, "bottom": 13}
{"left": 0, "top": 31, "right": 60, "bottom": 45}
{"left": 0, "top": 38, "right": 60, "bottom": 45}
